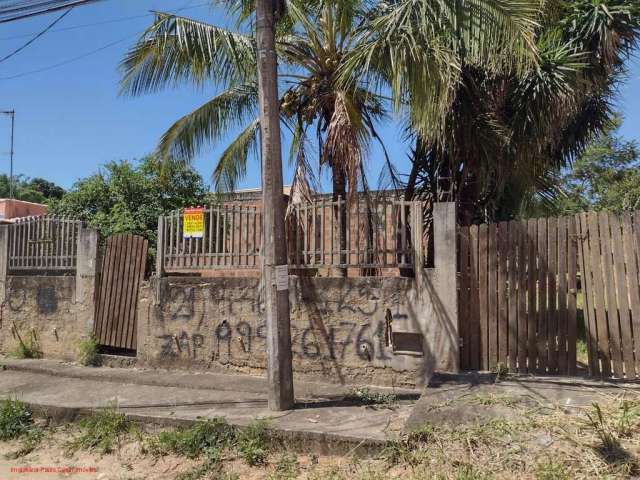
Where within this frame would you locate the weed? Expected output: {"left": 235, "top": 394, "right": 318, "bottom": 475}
{"left": 12, "top": 335, "right": 42, "bottom": 359}
{"left": 69, "top": 407, "right": 131, "bottom": 454}
{"left": 268, "top": 452, "right": 299, "bottom": 480}
{"left": 151, "top": 418, "right": 236, "bottom": 459}
{"left": 535, "top": 460, "right": 569, "bottom": 480}
{"left": 615, "top": 400, "right": 639, "bottom": 437}
{"left": 5, "top": 427, "right": 44, "bottom": 459}
{"left": 455, "top": 463, "right": 493, "bottom": 479}
{"left": 584, "top": 403, "right": 620, "bottom": 454}
{"left": 344, "top": 387, "right": 397, "bottom": 407}
{"left": 238, "top": 418, "right": 270, "bottom": 466}
{"left": 0, "top": 398, "right": 33, "bottom": 440}
{"left": 576, "top": 339, "right": 588, "bottom": 365}
{"left": 492, "top": 362, "right": 509, "bottom": 380}
{"left": 78, "top": 336, "right": 100, "bottom": 367}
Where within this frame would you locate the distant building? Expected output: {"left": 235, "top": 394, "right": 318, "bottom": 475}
{"left": 0, "top": 199, "right": 48, "bottom": 223}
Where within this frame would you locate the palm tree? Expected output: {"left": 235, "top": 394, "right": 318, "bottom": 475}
{"left": 404, "top": 0, "right": 640, "bottom": 223}
{"left": 119, "top": 0, "right": 540, "bottom": 199}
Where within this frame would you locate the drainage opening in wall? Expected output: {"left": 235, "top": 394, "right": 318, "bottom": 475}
{"left": 392, "top": 332, "right": 424, "bottom": 356}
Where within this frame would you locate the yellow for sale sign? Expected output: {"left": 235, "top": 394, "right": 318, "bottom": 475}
{"left": 183, "top": 207, "right": 205, "bottom": 238}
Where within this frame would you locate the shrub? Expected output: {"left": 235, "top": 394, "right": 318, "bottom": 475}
{"left": 78, "top": 337, "right": 100, "bottom": 367}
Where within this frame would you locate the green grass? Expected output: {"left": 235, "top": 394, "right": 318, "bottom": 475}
{"left": 151, "top": 418, "right": 236, "bottom": 459}
{"left": 268, "top": 453, "right": 300, "bottom": 480}
{"left": 535, "top": 460, "right": 569, "bottom": 480}
{"left": 237, "top": 419, "right": 270, "bottom": 466}
{"left": 78, "top": 336, "right": 100, "bottom": 367}
{"left": 0, "top": 398, "right": 34, "bottom": 440}
{"left": 68, "top": 407, "right": 132, "bottom": 454}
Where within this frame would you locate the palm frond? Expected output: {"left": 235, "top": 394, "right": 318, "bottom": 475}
{"left": 157, "top": 83, "right": 258, "bottom": 164}
{"left": 213, "top": 118, "right": 260, "bottom": 192}
{"left": 120, "top": 12, "right": 255, "bottom": 96}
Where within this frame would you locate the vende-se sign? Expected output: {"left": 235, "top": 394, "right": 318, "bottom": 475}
{"left": 183, "top": 207, "right": 205, "bottom": 238}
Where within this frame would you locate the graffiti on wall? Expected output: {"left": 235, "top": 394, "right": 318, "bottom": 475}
{"left": 154, "top": 283, "right": 405, "bottom": 365}
{"left": 7, "top": 283, "right": 66, "bottom": 315}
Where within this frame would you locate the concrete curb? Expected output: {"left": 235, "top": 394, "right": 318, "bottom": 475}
{"left": 24, "top": 401, "right": 388, "bottom": 456}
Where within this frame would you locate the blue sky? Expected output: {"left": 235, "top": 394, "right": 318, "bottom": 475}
{"left": 0, "top": 0, "right": 639, "bottom": 192}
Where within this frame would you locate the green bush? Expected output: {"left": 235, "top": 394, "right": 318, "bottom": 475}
{"left": 0, "top": 398, "right": 33, "bottom": 440}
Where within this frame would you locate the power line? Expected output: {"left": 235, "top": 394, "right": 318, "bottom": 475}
{"left": 0, "top": 1, "right": 207, "bottom": 81}
{"left": 0, "top": 7, "right": 72, "bottom": 63}
{"left": 0, "top": 0, "right": 102, "bottom": 24}
{"left": 0, "top": 2, "right": 209, "bottom": 41}
{"left": 0, "top": 34, "right": 134, "bottom": 80}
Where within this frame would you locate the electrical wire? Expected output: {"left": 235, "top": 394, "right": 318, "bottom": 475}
{"left": 0, "top": 1, "right": 207, "bottom": 81}
{"left": 0, "top": 0, "right": 101, "bottom": 24}
{"left": 0, "top": 2, "right": 209, "bottom": 41}
{"left": 0, "top": 7, "right": 72, "bottom": 63}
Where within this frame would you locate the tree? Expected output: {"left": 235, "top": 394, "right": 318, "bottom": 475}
{"left": 404, "top": 0, "right": 640, "bottom": 224}
{"left": 119, "top": 0, "right": 538, "bottom": 200}
{"left": 0, "top": 174, "right": 65, "bottom": 203}
{"left": 49, "top": 156, "right": 207, "bottom": 260}
{"left": 553, "top": 117, "right": 640, "bottom": 215}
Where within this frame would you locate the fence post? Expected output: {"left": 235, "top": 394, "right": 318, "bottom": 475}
{"left": 155, "top": 215, "right": 165, "bottom": 305}
{"left": 76, "top": 226, "right": 99, "bottom": 335}
{"left": 412, "top": 201, "right": 424, "bottom": 272}
{"left": 0, "top": 225, "right": 8, "bottom": 303}
{"left": 433, "top": 202, "right": 459, "bottom": 371}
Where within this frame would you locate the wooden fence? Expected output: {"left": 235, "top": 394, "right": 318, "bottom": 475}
{"left": 7, "top": 216, "right": 82, "bottom": 272}
{"left": 157, "top": 198, "right": 421, "bottom": 273}
{"left": 458, "top": 217, "right": 578, "bottom": 375}
{"left": 576, "top": 211, "right": 640, "bottom": 379}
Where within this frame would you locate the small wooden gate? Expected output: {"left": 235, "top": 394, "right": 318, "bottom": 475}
{"left": 94, "top": 234, "right": 148, "bottom": 351}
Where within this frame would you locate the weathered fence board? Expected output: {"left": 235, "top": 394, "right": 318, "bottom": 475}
{"left": 459, "top": 217, "right": 578, "bottom": 374}
{"left": 577, "top": 211, "right": 640, "bottom": 379}
{"left": 94, "top": 234, "right": 148, "bottom": 351}
{"left": 7, "top": 216, "right": 81, "bottom": 272}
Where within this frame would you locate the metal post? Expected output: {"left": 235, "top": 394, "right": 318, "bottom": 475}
{"left": 255, "top": 0, "right": 294, "bottom": 411}
{"left": 1, "top": 110, "right": 15, "bottom": 199}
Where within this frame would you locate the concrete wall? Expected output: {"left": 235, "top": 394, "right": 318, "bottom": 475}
{"left": 0, "top": 276, "right": 84, "bottom": 359}
{"left": 137, "top": 203, "right": 458, "bottom": 388}
{"left": 0, "top": 226, "right": 98, "bottom": 360}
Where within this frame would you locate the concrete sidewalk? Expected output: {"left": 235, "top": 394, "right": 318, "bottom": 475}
{"left": 0, "top": 358, "right": 419, "bottom": 452}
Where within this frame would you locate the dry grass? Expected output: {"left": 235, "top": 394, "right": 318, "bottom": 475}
{"left": 0, "top": 393, "right": 639, "bottom": 479}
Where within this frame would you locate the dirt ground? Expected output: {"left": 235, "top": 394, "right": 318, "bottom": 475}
{"left": 1, "top": 384, "right": 639, "bottom": 480}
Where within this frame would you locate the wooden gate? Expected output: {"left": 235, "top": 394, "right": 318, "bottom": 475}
{"left": 94, "top": 234, "right": 148, "bottom": 351}
{"left": 576, "top": 211, "right": 640, "bottom": 379}
{"left": 458, "top": 217, "right": 578, "bottom": 375}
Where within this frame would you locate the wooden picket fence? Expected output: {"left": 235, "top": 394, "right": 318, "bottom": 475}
{"left": 576, "top": 211, "right": 640, "bottom": 379}
{"left": 7, "top": 215, "right": 82, "bottom": 272}
{"left": 157, "top": 198, "right": 420, "bottom": 274}
{"left": 458, "top": 217, "right": 578, "bottom": 375}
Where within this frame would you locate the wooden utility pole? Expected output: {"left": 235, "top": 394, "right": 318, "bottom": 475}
{"left": 255, "top": 0, "right": 294, "bottom": 411}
